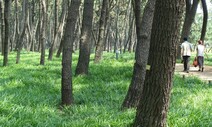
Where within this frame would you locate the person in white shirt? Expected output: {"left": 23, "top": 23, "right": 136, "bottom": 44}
{"left": 196, "top": 40, "right": 205, "bottom": 72}
{"left": 181, "top": 37, "right": 193, "bottom": 73}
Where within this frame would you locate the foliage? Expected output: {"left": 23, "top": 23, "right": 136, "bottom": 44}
{"left": 190, "top": 8, "right": 212, "bottom": 46}
{"left": 0, "top": 52, "right": 211, "bottom": 126}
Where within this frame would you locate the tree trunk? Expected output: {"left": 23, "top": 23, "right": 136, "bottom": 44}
{"left": 104, "top": 21, "right": 110, "bottom": 51}
{"left": 73, "top": 17, "right": 81, "bottom": 52}
{"left": 56, "top": 35, "right": 64, "bottom": 57}
{"left": 37, "top": 1, "right": 41, "bottom": 52}
{"left": 200, "top": 0, "right": 208, "bottom": 41}
{"left": 0, "top": 0, "right": 4, "bottom": 55}
{"left": 16, "top": 0, "right": 28, "bottom": 64}
{"left": 12, "top": 0, "right": 19, "bottom": 51}
{"left": 75, "top": 0, "right": 94, "bottom": 75}
{"left": 122, "top": 0, "right": 156, "bottom": 109}
{"left": 61, "top": 0, "right": 81, "bottom": 106}
{"left": 128, "top": 21, "right": 135, "bottom": 53}
{"left": 48, "top": 0, "right": 58, "bottom": 60}
{"left": 114, "top": 0, "right": 119, "bottom": 53}
{"left": 94, "top": 0, "right": 108, "bottom": 63}
{"left": 3, "top": 0, "right": 10, "bottom": 66}
{"left": 56, "top": 0, "right": 68, "bottom": 58}
{"left": 123, "top": 17, "right": 134, "bottom": 53}
{"left": 0, "top": 1, "right": 1, "bottom": 54}
{"left": 133, "top": 0, "right": 185, "bottom": 126}
{"left": 26, "top": 8, "right": 32, "bottom": 51}
{"left": 29, "top": 0, "right": 35, "bottom": 52}
{"left": 123, "top": 2, "right": 133, "bottom": 53}
{"left": 40, "top": 0, "right": 46, "bottom": 65}
{"left": 103, "top": 2, "right": 110, "bottom": 52}
{"left": 177, "top": 0, "right": 199, "bottom": 59}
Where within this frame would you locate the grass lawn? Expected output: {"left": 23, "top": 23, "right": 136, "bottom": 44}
{"left": 0, "top": 51, "right": 211, "bottom": 126}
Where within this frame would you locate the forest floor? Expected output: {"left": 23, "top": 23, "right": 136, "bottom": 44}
{"left": 175, "top": 63, "right": 212, "bottom": 84}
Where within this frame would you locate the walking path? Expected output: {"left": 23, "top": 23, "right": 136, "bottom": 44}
{"left": 175, "top": 63, "right": 212, "bottom": 83}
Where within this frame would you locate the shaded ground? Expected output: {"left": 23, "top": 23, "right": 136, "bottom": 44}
{"left": 175, "top": 63, "right": 212, "bottom": 82}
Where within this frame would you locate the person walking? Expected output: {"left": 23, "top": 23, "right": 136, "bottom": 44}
{"left": 196, "top": 40, "right": 205, "bottom": 72}
{"left": 181, "top": 37, "right": 193, "bottom": 73}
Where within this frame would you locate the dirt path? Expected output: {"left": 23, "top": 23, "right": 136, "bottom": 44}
{"left": 175, "top": 63, "right": 212, "bottom": 82}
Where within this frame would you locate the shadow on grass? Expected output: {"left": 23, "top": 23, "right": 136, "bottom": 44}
{"left": 0, "top": 58, "right": 135, "bottom": 126}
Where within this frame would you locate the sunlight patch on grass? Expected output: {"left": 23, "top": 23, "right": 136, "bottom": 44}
{"left": 168, "top": 75, "right": 212, "bottom": 126}
{"left": 0, "top": 51, "right": 211, "bottom": 126}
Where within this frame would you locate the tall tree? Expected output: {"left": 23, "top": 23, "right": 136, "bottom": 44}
{"left": 16, "top": 0, "right": 28, "bottom": 64}
{"left": 200, "top": 0, "right": 208, "bottom": 41}
{"left": 48, "top": 0, "right": 58, "bottom": 60}
{"left": 40, "top": 0, "right": 46, "bottom": 65}
{"left": 181, "top": 0, "right": 199, "bottom": 39}
{"left": 25, "top": 1, "right": 32, "bottom": 52}
{"left": 94, "top": 0, "right": 108, "bottom": 63}
{"left": 133, "top": 0, "right": 185, "bottom": 126}
{"left": 75, "top": 0, "right": 94, "bottom": 75}
{"left": 3, "top": 0, "right": 10, "bottom": 66}
{"left": 114, "top": 0, "right": 120, "bottom": 53}
{"left": 0, "top": 0, "right": 3, "bottom": 55}
{"left": 37, "top": 0, "right": 41, "bottom": 52}
{"left": 103, "top": 0, "right": 111, "bottom": 52}
{"left": 61, "top": 0, "right": 81, "bottom": 106}
{"left": 29, "top": 0, "right": 36, "bottom": 51}
{"left": 12, "top": 0, "right": 20, "bottom": 51}
{"left": 123, "top": 1, "right": 133, "bottom": 53}
{"left": 177, "top": 0, "right": 199, "bottom": 58}
{"left": 56, "top": 0, "right": 68, "bottom": 58}
{"left": 122, "top": 0, "right": 156, "bottom": 109}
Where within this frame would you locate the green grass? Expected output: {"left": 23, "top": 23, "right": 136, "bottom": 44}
{"left": 0, "top": 51, "right": 211, "bottom": 126}
{"left": 168, "top": 75, "right": 212, "bottom": 127}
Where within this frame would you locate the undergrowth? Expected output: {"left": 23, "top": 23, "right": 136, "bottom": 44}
{"left": 0, "top": 51, "right": 211, "bottom": 126}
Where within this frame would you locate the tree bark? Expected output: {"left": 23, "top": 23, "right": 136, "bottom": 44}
{"left": 12, "top": 0, "right": 19, "bottom": 51}
{"left": 37, "top": 1, "right": 41, "bottom": 52}
{"left": 0, "top": 0, "right": 4, "bottom": 55}
{"left": 177, "top": 0, "right": 199, "bottom": 59}
{"left": 61, "top": 0, "right": 81, "bottom": 106}
{"left": 73, "top": 16, "right": 81, "bottom": 52}
{"left": 56, "top": 37, "right": 63, "bottom": 57}
{"left": 94, "top": 0, "right": 108, "bottom": 63}
{"left": 114, "top": 0, "right": 119, "bottom": 53}
{"left": 133, "top": 0, "right": 185, "bottom": 126}
{"left": 122, "top": 0, "right": 156, "bottom": 109}
{"left": 123, "top": 2, "right": 133, "bottom": 53}
{"left": 56, "top": 0, "right": 68, "bottom": 58}
{"left": 75, "top": 0, "right": 94, "bottom": 75}
{"left": 3, "top": 0, "right": 10, "bottom": 66}
{"left": 128, "top": 21, "right": 136, "bottom": 53}
{"left": 200, "top": 0, "right": 208, "bottom": 41}
{"left": 26, "top": 6, "right": 32, "bottom": 51}
{"left": 48, "top": 0, "right": 58, "bottom": 60}
{"left": 16, "top": 0, "right": 28, "bottom": 64}
{"left": 54, "top": 0, "right": 58, "bottom": 40}
{"left": 40, "top": 0, "right": 46, "bottom": 65}
{"left": 29, "top": 0, "right": 35, "bottom": 52}
{"left": 103, "top": 2, "right": 110, "bottom": 52}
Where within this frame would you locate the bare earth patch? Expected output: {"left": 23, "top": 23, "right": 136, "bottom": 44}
{"left": 175, "top": 63, "right": 212, "bottom": 82}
